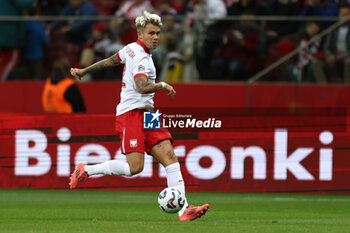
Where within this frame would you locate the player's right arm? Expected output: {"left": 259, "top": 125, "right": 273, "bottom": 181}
{"left": 70, "top": 54, "right": 121, "bottom": 80}
{"left": 135, "top": 76, "right": 176, "bottom": 97}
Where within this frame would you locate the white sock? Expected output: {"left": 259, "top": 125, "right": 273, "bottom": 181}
{"left": 85, "top": 160, "right": 131, "bottom": 176}
{"left": 165, "top": 162, "right": 189, "bottom": 216}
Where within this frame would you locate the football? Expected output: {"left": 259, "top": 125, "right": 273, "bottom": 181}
{"left": 158, "top": 187, "right": 185, "bottom": 213}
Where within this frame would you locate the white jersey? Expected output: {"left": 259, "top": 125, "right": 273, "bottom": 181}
{"left": 115, "top": 40, "right": 156, "bottom": 116}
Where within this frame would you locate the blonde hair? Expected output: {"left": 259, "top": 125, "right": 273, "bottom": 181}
{"left": 135, "top": 11, "right": 162, "bottom": 30}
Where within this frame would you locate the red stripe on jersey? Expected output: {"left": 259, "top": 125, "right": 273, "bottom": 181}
{"left": 116, "top": 52, "right": 122, "bottom": 62}
{"left": 134, "top": 73, "right": 149, "bottom": 79}
{"left": 136, "top": 40, "right": 151, "bottom": 54}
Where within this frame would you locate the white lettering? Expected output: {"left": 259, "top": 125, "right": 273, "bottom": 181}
{"left": 15, "top": 130, "right": 51, "bottom": 176}
{"left": 169, "top": 119, "right": 173, "bottom": 128}
{"left": 231, "top": 146, "right": 266, "bottom": 179}
{"left": 162, "top": 118, "right": 169, "bottom": 128}
{"left": 186, "top": 145, "right": 225, "bottom": 180}
{"left": 203, "top": 119, "right": 211, "bottom": 128}
{"left": 274, "top": 129, "right": 314, "bottom": 180}
{"left": 163, "top": 118, "right": 222, "bottom": 128}
{"left": 186, "top": 119, "right": 196, "bottom": 127}
{"left": 13, "top": 127, "right": 334, "bottom": 182}
{"left": 319, "top": 131, "right": 333, "bottom": 180}
{"left": 178, "top": 120, "right": 184, "bottom": 128}
{"left": 56, "top": 127, "right": 71, "bottom": 176}
{"left": 196, "top": 120, "right": 203, "bottom": 128}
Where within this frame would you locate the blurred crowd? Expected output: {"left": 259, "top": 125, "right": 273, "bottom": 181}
{"left": 1, "top": 0, "right": 350, "bottom": 83}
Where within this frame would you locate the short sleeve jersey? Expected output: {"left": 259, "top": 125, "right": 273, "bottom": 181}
{"left": 115, "top": 40, "right": 156, "bottom": 116}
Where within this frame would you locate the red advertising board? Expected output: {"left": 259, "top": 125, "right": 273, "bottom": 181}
{"left": 1, "top": 113, "right": 349, "bottom": 193}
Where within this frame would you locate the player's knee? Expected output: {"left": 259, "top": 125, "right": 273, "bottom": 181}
{"left": 130, "top": 164, "right": 144, "bottom": 175}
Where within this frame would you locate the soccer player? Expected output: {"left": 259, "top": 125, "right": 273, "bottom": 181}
{"left": 69, "top": 11, "right": 209, "bottom": 221}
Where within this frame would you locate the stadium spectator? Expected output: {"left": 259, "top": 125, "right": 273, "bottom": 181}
{"left": 263, "top": 0, "right": 300, "bottom": 46}
{"left": 38, "top": 0, "right": 68, "bottom": 16}
{"left": 155, "top": 0, "right": 178, "bottom": 16}
{"left": 115, "top": 0, "right": 153, "bottom": 22}
{"left": 108, "top": 17, "right": 137, "bottom": 46}
{"left": 153, "top": 13, "right": 183, "bottom": 76}
{"left": 105, "top": 21, "right": 125, "bottom": 79}
{"left": 211, "top": 10, "right": 260, "bottom": 80}
{"left": 51, "top": 0, "right": 98, "bottom": 44}
{"left": 158, "top": 13, "right": 185, "bottom": 82}
{"left": 42, "top": 57, "right": 86, "bottom": 113}
{"left": 337, "top": 0, "right": 350, "bottom": 6}
{"left": 155, "top": 0, "right": 177, "bottom": 17}
{"left": 171, "top": 0, "right": 187, "bottom": 13}
{"left": 287, "top": 21, "right": 322, "bottom": 82}
{"left": 311, "top": 4, "right": 350, "bottom": 83}
{"left": 80, "top": 23, "right": 111, "bottom": 68}
{"left": 0, "top": 0, "right": 36, "bottom": 81}
{"left": 152, "top": 0, "right": 186, "bottom": 14}
{"left": 299, "top": 0, "right": 338, "bottom": 18}
{"left": 181, "top": 24, "right": 200, "bottom": 82}
{"left": 106, "top": 19, "right": 128, "bottom": 52}
{"left": 79, "top": 22, "right": 115, "bottom": 80}
{"left": 113, "top": 0, "right": 154, "bottom": 46}
{"left": 299, "top": 0, "right": 338, "bottom": 27}
{"left": 160, "top": 12, "right": 183, "bottom": 50}
{"left": 11, "top": 5, "right": 49, "bottom": 80}
{"left": 192, "top": 0, "right": 227, "bottom": 80}
{"left": 88, "top": 0, "right": 118, "bottom": 15}
{"left": 69, "top": 11, "right": 209, "bottom": 221}
{"left": 227, "top": 0, "right": 265, "bottom": 16}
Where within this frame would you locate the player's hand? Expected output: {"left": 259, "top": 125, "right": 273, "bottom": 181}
{"left": 164, "top": 83, "right": 176, "bottom": 97}
{"left": 70, "top": 68, "right": 85, "bottom": 80}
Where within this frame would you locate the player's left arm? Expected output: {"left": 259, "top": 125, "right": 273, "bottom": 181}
{"left": 70, "top": 54, "right": 121, "bottom": 80}
{"left": 135, "top": 76, "right": 176, "bottom": 96}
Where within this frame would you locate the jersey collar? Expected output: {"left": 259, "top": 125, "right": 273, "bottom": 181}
{"left": 136, "top": 40, "right": 151, "bottom": 55}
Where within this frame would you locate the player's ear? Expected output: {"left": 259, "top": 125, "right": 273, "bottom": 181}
{"left": 137, "top": 28, "right": 143, "bottom": 40}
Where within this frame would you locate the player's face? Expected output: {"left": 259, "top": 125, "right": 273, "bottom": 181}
{"left": 138, "top": 23, "right": 161, "bottom": 50}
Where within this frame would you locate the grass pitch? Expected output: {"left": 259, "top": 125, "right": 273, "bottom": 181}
{"left": 0, "top": 189, "right": 349, "bottom": 233}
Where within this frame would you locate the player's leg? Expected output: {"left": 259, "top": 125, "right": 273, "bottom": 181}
{"left": 70, "top": 110, "right": 145, "bottom": 189}
{"left": 70, "top": 152, "right": 144, "bottom": 189}
{"left": 149, "top": 140, "right": 185, "bottom": 196}
{"left": 84, "top": 152, "right": 144, "bottom": 176}
{"left": 150, "top": 139, "right": 210, "bottom": 221}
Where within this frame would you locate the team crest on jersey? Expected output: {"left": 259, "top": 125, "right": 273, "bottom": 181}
{"left": 130, "top": 139, "right": 138, "bottom": 148}
{"left": 138, "top": 64, "right": 145, "bottom": 72}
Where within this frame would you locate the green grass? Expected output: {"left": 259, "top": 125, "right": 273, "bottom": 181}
{"left": 0, "top": 189, "right": 350, "bottom": 233}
